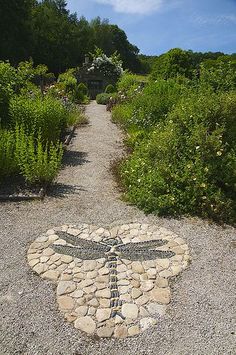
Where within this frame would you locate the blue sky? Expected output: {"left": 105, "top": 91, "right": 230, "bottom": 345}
{"left": 67, "top": 0, "right": 236, "bottom": 55}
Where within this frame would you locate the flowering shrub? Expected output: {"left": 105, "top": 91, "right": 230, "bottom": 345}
{"left": 87, "top": 48, "right": 123, "bottom": 78}
{"left": 116, "top": 81, "right": 236, "bottom": 223}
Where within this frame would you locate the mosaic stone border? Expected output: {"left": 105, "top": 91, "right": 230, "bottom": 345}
{"left": 27, "top": 223, "right": 190, "bottom": 338}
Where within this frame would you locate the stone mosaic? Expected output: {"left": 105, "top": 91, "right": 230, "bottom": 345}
{"left": 27, "top": 223, "right": 190, "bottom": 338}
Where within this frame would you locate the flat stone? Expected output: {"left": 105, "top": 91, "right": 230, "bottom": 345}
{"left": 120, "top": 294, "right": 132, "bottom": 302}
{"left": 131, "top": 280, "right": 140, "bottom": 288}
{"left": 50, "top": 254, "right": 61, "bottom": 262}
{"left": 75, "top": 297, "right": 86, "bottom": 306}
{"left": 33, "top": 263, "right": 45, "bottom": 274}
{"left": 40, "top": 256, "right": 49, "bottom": 263}
{"left": 95, "top": 282, "right": 107, "bottom": 290}
{"left": 57, "top": 281, "right": 76, "bottom": 296}
{"left": 147, "top": 303, "right": 167, "bottom": 316}
{"left": 117, "top": 279, "right": 130, "bottom": 286}
{"left": 84, "top": 285, "right": 97, "bottom": 294}
{"left": 98, "top": 267, "right": 109, "bottom": 276}
{"left": 159, "top": 270, "right": 172, "bottom": 278}
{"left": 75, "top": 305, "right": 88, "bottom": 316}
{"left": 97, "top": 326, "right": 114, "bottom": 338}
{"left": 70, "top": 290, "right": 84, "bottom": 298}
{"left": 156, "top": 277, "right": 169, "bottom": 288}
{"left": 46, "top": 229, "right": 55, "bottom": 235}
{"left": 119, "top": 286, "right": 130, "bottom": 294}
{"left": 73, "top": 272, "right": 84, "bottom": 280}
{"left": 61, "top": 255, "right": 73, "bottom": 263}
{"left": 83, "top": 260, "right": 97, "bottom": 271}
{"left": 172, "top": 246, "right": 185, "bottom": 255}
{"left": 58, "top": 296, "right": 74, "bottom": 310}
{"left": 87, "top": 271, "right": 98, "bottom": 279}
{"left": 96, "top": 308, "right": 111, "bottom": 322}
{"left": 131, "top": 261, "right": 144, "bottom": 274}
{"left": 131, "top": 288, "right": 143, "bottom": 299}
{"left": 42, "top": 248, "right": 54, "bottom": 256}
{"left": 65, "top": 312, "right": 77, "bottom": 323}
{"left": 95, "top": 289, "right": 110, "bottom": 298}
{"left": 96, "top": 275, "right": 109, "bottom": 283}
{"left": 78, "top": 279, "right": 94, "bottom": 288}
{"left": 28, "top": 253, "right": 41, "bottom": 261}
{"left": 131, "top": 273, "right": 140, "bottom": 281}
{"left": 121, "top": 304, "right": 138, "bottom": 319}
{"left": 150, "top": 287, "right": 171, "bottom": 304}
{"left": 88, "top": 298, "right": 99, "bottom": 307}
{"left": 139, "top": 306, "right": 150, "bottom": 317}
{"left": 88, "top": 306, "right": 96, "bottom": 316}
{"left": 140, "top": 273, "right": 148, "bottom": 281}
{"left": 135, "top": 295, "right": 149, "bottom": 306}
{"left": 60, "top": 273, "right": 73, "bottom": 281}
{"left": 140, "top": 317, "right": 157, "bottom": 331}
{"left": 48, "top": 234, "right": 59, "bottom": 242}
{"left": 37, "top": 235, "right": 48, "bottom": 242}
{"left": 99, "top": 298, "right": 110, "bottom": 308}
{"left": 128, "top": 325, "right": 140, "bottom": 336}
{"left": 117, "top": 264, "right": 127, "bottom": 273}
{"left": 42, "top": 270, "right": 59, "bottom": 281}
{"left": 74, "top": 316, "right": 96, "bottom": 334}
{"left": 29, "top": 259, "right": 39, "bottom": 267}
{"left": 147, "top": 268, "right": 157, "bottom": 279}
{"left": 140, "top": 280, "right": 154, "bottom": 292}
{"left": 114, "top": 325, "right": 128, "bottom": 338}
{"left": 157, "top": 259, "right": 170, "bottom": 269}
{"left": 171, "top": 265, "right": 182, "bottom": 276}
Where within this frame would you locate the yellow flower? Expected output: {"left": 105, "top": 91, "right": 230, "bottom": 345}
{"left": 217, "top": 151, "right": 222, "bottom": 156}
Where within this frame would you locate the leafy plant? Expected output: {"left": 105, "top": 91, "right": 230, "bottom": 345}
{"left": 15, "top": 125, "right": 63, "bottom": 186}
{"left": 105, "top": 84, "right": 116, "bottom": 94}
{"left": 0, "top": 129, "right": 18, "bottom": 181}
{"left": 96, "top": 93, "right": 111, "bottom": 105}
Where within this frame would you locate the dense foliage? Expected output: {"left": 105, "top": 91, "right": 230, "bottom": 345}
{"left": 0, "top": 1, "right": 142, "bottom": 73}
{"left": 113, "top": 55, "right": 236, "bottom": 224}
{"left": 0, "top": 60, "right": 83, "bottom": 186}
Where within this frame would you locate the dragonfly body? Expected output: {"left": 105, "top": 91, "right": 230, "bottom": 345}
{"left": 52, "top": 232, "right": 175, "bottom": 319}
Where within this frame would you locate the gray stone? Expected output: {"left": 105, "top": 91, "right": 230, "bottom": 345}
{"left": 75, "top": 305, "right": 88, "bottom": 316}
{"left": 95, "top": 289, "right": 110, "bottom": 298}
{"left": 147, "top": 303, "right": 167, "bottom": 316}
{"left": 97, "top": 326, "right": 114, "bottom": 337}
{"left": 131, "top": 288, "right": 142, "bottom": 299}
{"left": 150, "top": 287, "right": 171, "bottom": 304}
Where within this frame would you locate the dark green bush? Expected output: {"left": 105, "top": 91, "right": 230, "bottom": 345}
{"left": 105, "top": 84, "right": 116, "bottom": 94}
{"left": 9, "top": 96, "right": 68, "bottom": 143}
{"left": 78, "top": 82, "right": 88, "bottom": 96}
{"left": 96, "top": 93, "right": 111, "bottom": 105}
{"left": 0, "top": 62, "right": 17, "bottom": 126}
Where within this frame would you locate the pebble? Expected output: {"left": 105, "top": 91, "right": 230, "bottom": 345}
{"left": 121, "top": 304, "right": 138, "bottom": 319}
{"left": 96, "top": 308, "right": 111, "bottom": 322}
{"left": 150, "top": 287, "right": 171, "bottom": 304}
{"left": 140, "top": 317, "right": 157, "bottom": 331}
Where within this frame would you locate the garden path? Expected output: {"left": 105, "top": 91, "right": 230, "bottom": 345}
{"left": 0, "top": 101, "right": 235, "bottom": 354}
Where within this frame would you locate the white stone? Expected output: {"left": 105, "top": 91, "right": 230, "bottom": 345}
{"left": 121, "top": 304, "right": 138, "bottom": 319}
{"left": 74, "top": 316, "right": 96, "bottom": 334}
{"left": 75, "top": 305, "right": 88, "bottom": 316}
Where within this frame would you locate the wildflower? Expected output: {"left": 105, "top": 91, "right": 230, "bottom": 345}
{"left": 217, "top": 151, "right": 222, "bottom": 156}
{"left": 196, "top": 146, "right": 200, "bottom": 150}
{"left": 200, "top": 183, "right": 206, "bottom": 188}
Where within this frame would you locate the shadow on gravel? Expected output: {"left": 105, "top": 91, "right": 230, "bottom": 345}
{"left": 62, "top": 151, "right": 90, "bottom": 167}
{"left": 48, "top": 183, "right": 87, "bottom": 197}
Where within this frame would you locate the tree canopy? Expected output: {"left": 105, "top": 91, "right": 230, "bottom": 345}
{"left": 0, "top": 0, "right": 142, "bottom": 73}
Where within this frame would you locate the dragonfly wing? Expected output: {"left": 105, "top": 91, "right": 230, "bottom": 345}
{"left": 52, "top": 244, "right": 106, "bottom": 260}
{"left": 56, "top": 231, "right": 110, "bottom": 252}
{"left": 117, "top": 239, "right": 168, "bottom": 253}
{"left": 121, "top": 249, "right": 175, "bottom": 261}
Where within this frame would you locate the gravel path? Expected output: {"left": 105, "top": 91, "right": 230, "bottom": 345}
{"left": 0, "top": 101, "right": 235, "bottom": 355}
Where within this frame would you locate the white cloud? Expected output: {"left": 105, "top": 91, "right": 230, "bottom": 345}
{"left": 94, "top": 0, "right": 164, "bottom": 15}
{"left": 193, "top": 14, "right": 236, "bottom": 26}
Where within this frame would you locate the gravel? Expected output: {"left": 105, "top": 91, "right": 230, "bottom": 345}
{"left": 0, "top": 101, "right": 235, "bottom": 355}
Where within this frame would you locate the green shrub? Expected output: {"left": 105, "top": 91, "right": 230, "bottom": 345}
{"left": 0, "top": 129, "right": 18, "bottom": 181}
{"left": 105, "top": 84, "right": 116, "bottom": 94}
{"left": 120, "top": 90, "right": 236, "bottom": 223}
{"left": 96, "top": 93, "right": 111, "bottom": 105}
{"left": 9, "top": 96, "right": 68, "bottom": 143}
{"left": 78, "top": 82, "right": 88, "bottom": 96}
{"left": 117, "top": 73, "right": 140, "bottom": 96}
{"left": 15, "top": 125, "right": 63, "bottom": 185}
